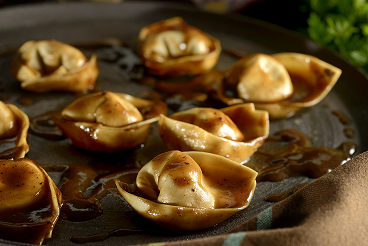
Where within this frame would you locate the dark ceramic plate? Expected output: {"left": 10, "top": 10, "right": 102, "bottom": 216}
{"left": 0, "top": 2, "right": 367, "bottom": 246}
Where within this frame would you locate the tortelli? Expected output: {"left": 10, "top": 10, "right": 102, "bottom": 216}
{"left": 116, "top": 150, "right": 257, "bottom": 231}
{"left": 10, "top": 40, "right": 99, "bottom": 93}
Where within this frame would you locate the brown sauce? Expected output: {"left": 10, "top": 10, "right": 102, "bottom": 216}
{"left": 42, "top": 164, "right": 138, "bottom": 222}
{"left": 29, "top": 112, "right": 66, "bottom": 140}
{"left": 265, "top": 183, "right": 308, "bottom": 202}
{"left": 245, "top": 129, "right": 356, "bottom": 182}
{"left": 18, "top": 97, "right": 33, "bottom": 106}
{"left": 344, "top": 128, "right": 355, "bottom": 138}
{"left": 0, "top": 137, "right": 22, "bottom": 159}
{"left": 287, "top": 75, "right": 316, "bottom": 103}
{"left": 332, "top": 110, "right": 350, "bottom": 125}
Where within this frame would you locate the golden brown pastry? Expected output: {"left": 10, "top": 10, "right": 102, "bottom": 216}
{"left": 157, "top": 104, "right": 269, "bottom": 162}
{"left": 138, "top": 17, "right": 221, "bottom": 76}
{"left": 0, "top": 101, "right": 29, "bottom": 159}
{"left": 0, "top": 158, "right": 62, "bottom": 245}
{"left": 53, "top": 91, "right": 167, "bottom": 152}
{"left": 217, "top": 53, "right": 342, "bottom": 119}
{"left": 10, "top": 40, "right": 99, "bottom": 93}
{"left": 115, "top": 150, "right": 257, "bottom": 231}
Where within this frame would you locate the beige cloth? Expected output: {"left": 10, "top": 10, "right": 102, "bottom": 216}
{"left": 134, "top": 151, "right": 368, "bottom": 246}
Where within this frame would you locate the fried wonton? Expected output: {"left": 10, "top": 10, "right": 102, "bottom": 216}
{"left": 53, "top": 91, "right": 167, "bottom": 152}
{"left": 10, "top": 40, "right": 99, "bottom": 93}
{"left": 116, "top": 150, "right": 257, "bottom": 231}
{"left": 157, "top": 104, "right": 269, "bottom": 162}
{"left": 138, "top": 17, "right": 221, "bottom": 76}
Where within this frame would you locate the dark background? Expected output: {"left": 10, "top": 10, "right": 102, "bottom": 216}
{"left": 0, "top": 0, "right": 311, "bottom": 34}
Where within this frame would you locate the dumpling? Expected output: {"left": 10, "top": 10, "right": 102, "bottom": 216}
{"left": 217, "top": 53, "right": 342, "bottom": 119}
{"left": 115, "top": 150, "right": 257, "bottom": 231}
{"left": 223, "top": 53, "right": 293, "bottom": 102}
{"left": 0, "top": 158, "right": 62, "bottom": 245}
{"left": 138, "top": 17, "right": 221, "bottom": 76}
{"left": 157, "top": 103, "right": 269, "bottom": 162}
{"left": 0, "top": 101, "right": 29, "bottom": 159}
{"left": 53, "top": 91, "right": 167, "bottom": 152}
{"left": 10, "top": 40, "right": 99, "bottom": 93}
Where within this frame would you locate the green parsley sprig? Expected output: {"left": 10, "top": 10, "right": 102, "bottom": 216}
{"left": 307, "top": 0, "right": 368, "bottom": 70}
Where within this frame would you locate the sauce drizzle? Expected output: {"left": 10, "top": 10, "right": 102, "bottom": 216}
{"left": 42, "top": 164, "right": 138, "bottom": 222}
{"left": 30, "top": 112, "right": 66, "bottom": 140}
{"left": 0, "top": 137, "right": 22, "bottom": 160}
{"left": 245, "top": 129, "right": 356, "bottom": 182}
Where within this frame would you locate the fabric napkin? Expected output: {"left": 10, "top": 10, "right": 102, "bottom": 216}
{"left": 134, "top": 151, "right": 368, "bottom": 246}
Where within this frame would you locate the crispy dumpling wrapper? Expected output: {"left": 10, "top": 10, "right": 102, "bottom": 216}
{"left": 0, "top": 158, "right": 62, "bottom": 245}
{"left": 217, "top": 53, "right": 342, "bottom": 119}
{"left": 157, "top": 104, "right": 269, "bottom": 162}
{"left": 115, "top": 150, "right": 257, "bottom": 231}
{"left": 0, "top": 101, "right": 29, "bottom": 159}
{"left": 138, "top": 17, "right": 221, "bottom": 76}
{"left": 53, "top": 91, "right": 167, "bottom": 152}
{"left": 10, "top": 40, "right": 99, "bottom": 93}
